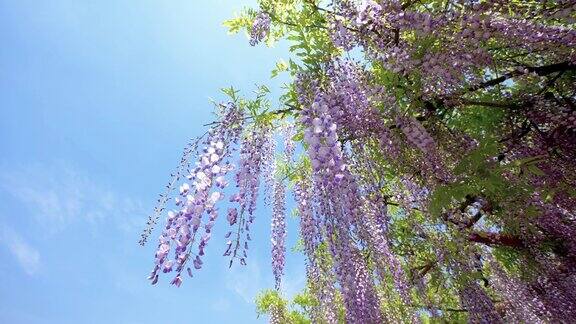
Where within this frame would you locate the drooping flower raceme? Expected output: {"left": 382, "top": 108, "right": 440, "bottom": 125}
{"left": 249, "top": 12, "right": 271, "bottom": 46}
{"left": 270, "top": 125, "right": 295, "bottom": 290}
{"left": 299, "top": 98, "right": 384, "bottom": 323}
{"left": 270, "top": 178, "right": 286, "bottom": 290}
{"left": 224, "top": 126, "right": 274, "bottom": 267}
{"left": 148, "top": 103, "right": 243, "bottom": 286}
{"left": 294, "top": 178, "right": 338, "bottom": 324}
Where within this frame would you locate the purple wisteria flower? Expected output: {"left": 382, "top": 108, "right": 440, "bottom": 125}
{"left": 249, "top": 12, "right": 271, "bottom": 46}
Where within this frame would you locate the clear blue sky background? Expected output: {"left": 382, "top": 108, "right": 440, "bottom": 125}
{"left": 0, "top": 1, "right": 304, "bottom": 323}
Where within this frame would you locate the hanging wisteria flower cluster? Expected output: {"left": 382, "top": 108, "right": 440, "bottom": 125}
{"left": 249, "top": 12, "right": 271, "bottom": 46}
{"left": 143, "top": 0, "right": 576, "bottom": 322}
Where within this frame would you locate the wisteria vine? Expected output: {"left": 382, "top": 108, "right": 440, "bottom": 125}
{"left": 142, "top": 1, "right": 576, "bottom": 323}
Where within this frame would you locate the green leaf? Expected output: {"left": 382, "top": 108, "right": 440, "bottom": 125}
{"left": 220, "top": 86, "right": 239, "bottom": 102}
{"left": 222, "top": 12, "right": 253, "bottom": 35}
{"left": 271, "top": 59, "right": 289, "bottom": 78}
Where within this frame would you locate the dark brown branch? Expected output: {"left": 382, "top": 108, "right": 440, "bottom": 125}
{"left": 385, "top": 200, "right": 422, "bottom": 212}
{"left": 538, "top": 70, "right": 566, "bottom": 95}
{"left": 401, "top": 0, "right": 421, "bottom": 10}
{"left": 411, "top": 260, "right": 437, "bottom": 280}
{"left": 271, "top": 106, "right": 301, "bottom": 116}
{"left": 460, "top": 100, "right": 520, "bottom": 109}
{"left": 468, "top": 231, "right": 524, "bottom": 248}
{"left": 393, "top": 28, "right": 400, "bottom": 45}
{"left": 202, "top": 105, "right": 300, "bottom": 127}
{"left": 466, "top": 61, "right": 575, "bottom": 93}
{"left": 498, "top": 120, "right": 532, "bottom": 143}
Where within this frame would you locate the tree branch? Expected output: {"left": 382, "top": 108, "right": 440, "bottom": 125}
{"left": 401, "top": 0, "right": 421, "bottom": 10}
{"left": 460, "top": 100, "right": 520, "bottom": 109}
{"left": 468, "top": 231, "right": 524, "bottom": 248}
{"left": 466, "top": 61, "right": 575, "bottom": 93}
{"left": 202, "top": 105, "right": 300, "bottom": 127}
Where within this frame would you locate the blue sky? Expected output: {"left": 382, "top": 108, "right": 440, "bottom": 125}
{"left": 0, "top": 1, "right": 304, "bottom": 323}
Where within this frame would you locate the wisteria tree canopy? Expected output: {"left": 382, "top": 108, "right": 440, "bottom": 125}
{"left": 140, "top": 0, "right": 576, "bottom": 323}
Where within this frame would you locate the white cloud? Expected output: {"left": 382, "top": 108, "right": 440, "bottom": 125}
{"left": 224, "top": 252, "right": 307, "bottom": 305}
{"left": 211, "top": 297, "right": 231, "bottom": 312}
{"left": 281, "top": 268, "right": 306, "bottom": 300}
{"left": 0, "top": 162, "right": 146, "bottom": 234}
{"left": 0, "top": 224, "right": 41, "bottom": 275}
{"left": 225, "top": 256, "right": 266, "bottom": 304}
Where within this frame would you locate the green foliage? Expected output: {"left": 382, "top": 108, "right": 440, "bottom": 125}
{"left": 271, "top": 59, "right": 289, "bottom": 78}
{"left": 446, "top": 104, "right": 507, "bottom": 141}
{"left": 255, "top": 289, "right": 312, "bottom": 324}
{"left": 218, "top": 0, "right": 576, "bottom": 322}
{"left": 222, "top": 9, "right": 256, "bottom": 35}
{"left": 255, "top": 289, "right": 287, "bottom": 315}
